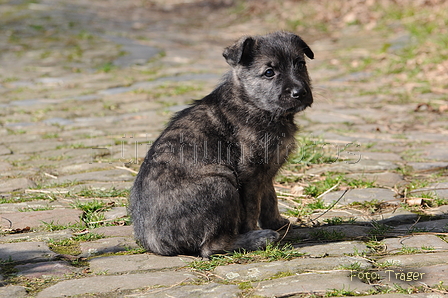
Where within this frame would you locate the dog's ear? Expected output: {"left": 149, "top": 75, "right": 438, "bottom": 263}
{"left": 223, "top": 36, "right": 256, "bottom": 67}
{"left": 299, "top": 39, "right": 314, "bottom": 60}
{"left": 302, "top": 43, "right": 314, "bottom": 60}
{"left": 292, "top": 35, "right": 314, "bottom": 60}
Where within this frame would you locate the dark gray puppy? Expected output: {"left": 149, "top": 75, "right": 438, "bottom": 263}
{"left": 130, "top": 31, "right": 314, "bottom": 258}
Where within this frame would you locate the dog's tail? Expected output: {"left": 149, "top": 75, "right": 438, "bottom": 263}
{"left": 200, "top": 229, "right": 279, "bottom": 258}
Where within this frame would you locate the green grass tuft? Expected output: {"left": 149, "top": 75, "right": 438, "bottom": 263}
{"left": 189, "top": 244, "right": 304, "bottom": 272}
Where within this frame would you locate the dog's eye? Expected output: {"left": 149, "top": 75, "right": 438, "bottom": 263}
{"left": 296, "top": 61, "right": 306, "bottom": 70}
{"left": 264, "top": 69, "right": 275, "bottom": 77}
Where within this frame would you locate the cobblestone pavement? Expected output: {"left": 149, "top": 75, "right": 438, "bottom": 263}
{"left": 1, "top": 1, "right": 448, "bottom": 297}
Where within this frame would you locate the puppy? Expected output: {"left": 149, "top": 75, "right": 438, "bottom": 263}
{"left": 130, "top": 31, "right": 314, "bottom": 258}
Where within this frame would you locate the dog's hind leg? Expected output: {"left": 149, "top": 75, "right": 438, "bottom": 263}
{"left": 200, "top": 229, "right": 279, "bottom": 258}
{"left": 233, "top": 229, "right": 279, "bottom": 251}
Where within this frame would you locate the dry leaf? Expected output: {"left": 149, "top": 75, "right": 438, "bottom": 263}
{"left": 73, "top": 229, "right": 90, "bottom": 236}
{"left": 406, "top": 198, "right": 422, "bottom": 206}
{"left": 291, "top": 185, "right": 304, "bottom": 195}
{"left": 439, "top": 104, "right": 448, "bottom": 112}
{"left": 5, "top": 226, "right": 31, "bottom": 234}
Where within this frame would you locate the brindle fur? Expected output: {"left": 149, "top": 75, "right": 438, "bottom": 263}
{"left": 130, "top": 31, "right": 314, "bottom": 258}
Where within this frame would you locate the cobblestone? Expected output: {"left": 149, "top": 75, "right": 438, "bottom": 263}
{"left": 1, "top": 209, "right": 83, "bottom": 230}
{"left": 15, "top": 261, "right": 80, "bottom": 278}
{"left": 214, "top": 256, "right": 371, "bottom": 281}
{"left": 79, "top": 237, "right": 139, "bottom": 258}
{"left": 89, "top": 254, "right": 195, "bottom": 274}
{"left": 253, "top": 271, "right": 374, "bottom": 297}
{"left": 137, "top": 283, "right": 241, "bottom": 298}
{"left": 36, "top": 272, "right": 196, "bottom": 298}
{"left": 0, "top": 242, "right": 57, "bottom": 263}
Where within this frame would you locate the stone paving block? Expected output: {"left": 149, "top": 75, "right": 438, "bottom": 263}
{"left": 376, "top": 208, "right": 421, "bottom": 225}
{"left": 68, "top": 182, "right": 133, "bottom": 193}
{"left": 394, "top": 218, "right": 448, "bottom": 233}
{"left": 321, "top": 188, "right": 398, "bottom": 206}
{"left": 0, "top": 230, "right": 73, "bottom": 244}
{"left": 356, "top": 293, "right": 445, "bottom": 298}
{"left": 105, "top": 35, "right": 160, "bottom": 68}
{"left": 89, "top": 254, "right": 196, "bottom": 274}
{"left": 375, "top": 264, "right": 448, "bottom": 289}
{"left": 36, "top": 148, "right": 101, "bottom": 163}
{"left": 0, "top": 161, "right": 12, "bottom": 172}
{"left": 305, "top": 208, "right": 366, "bottom": 223}
{"left": 359, "top": 152, "right": 402, "bottom": 161}
{"left": 92, "top": 225, "right": 133, "bottom": 237}
{"left": 104, "top": 206, "right": 127, "bottom": 220}
{"left": 422, "top": 146, "right": 448, "bottom": 161}
{"left": 381, "top": 235, "right": 448, "bottom": 253}
{"left": 412, "top": 182, "right": 448, "bottom": 199}
{"left": 79, "top": 236, "right": 139, "bottom": 257}
{"left": 346, "top": 172, "right": 405, "bottom": 188}
{"left": 406, "top": 133, "right": 448, "bottom": 143}
{"left": 253, "top": 271, "right": 373, "bottom": 297}
{"left": 285, "top": 226, "right": 372, "bottom": 242}
{"left": 36, "top": 271, "right": 196, "bottom": 298}
{"left": 309, "top": 206, "right": 419, "bottom": 226}
{"left": 0, "top": 242, "right": 57, "bottom": 263}
{"left": 309, "top": 160, "right": 397, "bottom": 175}
{"left": 1, "top": 133, "right": 40, "bottom": 144}
{"left": 376, "top": 252, "right": 448, "bottom": 268}
{"left": 0, "top": 145, "right": 12, "bottom": 156}
{"left": 0, "top": 177, "right": 36, "bottom": 193}
{"left": 55, "top": 169, "right": 135, "bottom": 183}
{"left": 137, "top": 283, "right": 240, "bottom": 298}
{"left": 57, "top": 162, "right": 114, "bottom": 175}
{"left": 0, "top": 209, "right": 82, "bottom": 230}
{"left": 16, "top": 261, "right": 79, "bottom": 278}
{"left": 424, "top": 205, "right": 448, "bottom": 217}
{"left": 306, "top": 111, "right": 363, "bottom": 124}
{"left": 408, "top": 162, "right": 448, "bottom": 172}
{"left": 0, "top": 285, "right": 28, "bottom": 298}
{"left": 0, "top": 200, "right": 70, "bottom": 213}
{"left": 293, "top": 240, "right": 369, "bottom": 257}
{"left": 416, "top": 264, "right": 448, "bottom": 287}
{"left": 214, "top": 256, "right": 371, "bottom": 281}
{"left": 7, "top": 141, "right": 59, "bottom": 154}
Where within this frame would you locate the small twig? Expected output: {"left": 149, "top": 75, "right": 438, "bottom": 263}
{"left": 277, "top": 222, "right": 292, "bottom": 243}
{"left": 87, "top": 217, "right": 127, "bottom": 225}
{"left": 278, "top": 201, "right": 291, "bottom": 209}
{"left": 143, "top": 278, "right": 192, "bottom": 295}
{"left": 406, "top": 216, "right": 422, "bottom": 234}
{"left": 73, "top": 229, "right": 90, "bottom": 236}
{"left": 115, "top": 166, "right": 138, "bottom": 174}
{"left": 419, "top": 282, "right": 448, "bottom": 295}
{"left": 409, "top": 187, "right": 448, "bottom": 194}
{"left": 25, "top": 189, "right": 69, "bottom": 194}
{"left": 316, "top": 182, "right": 340, "bottom": 199}
{"left": 277, "top": 191, "right": 307, "bottom": 198}
{"left": 392, "top": 232, "right": 448, "bottom": 237}
{"left": 311, "top": 189, "right": 349, "bottom": 223}
{"left": 1, "top": 217, "right": 13, "bottom": 229}
{"left": 274, "top": 183, "right": 292, "bottom": 189}
{"left": 278, "top": 196, "right": 303, "bottom": 206}
{"left": 44, "top": 172, "right": 58, "bottom": 179}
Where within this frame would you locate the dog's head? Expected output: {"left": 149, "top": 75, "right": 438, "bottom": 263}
{"left": 223, "top": 31, "right": 313, "bottom": 116}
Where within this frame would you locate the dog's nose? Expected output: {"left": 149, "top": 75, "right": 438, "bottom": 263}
{"left": 291, "top": 87, "right": 307, "bottom": 99}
